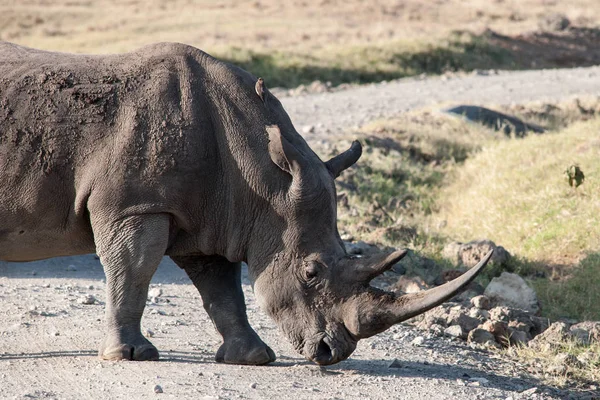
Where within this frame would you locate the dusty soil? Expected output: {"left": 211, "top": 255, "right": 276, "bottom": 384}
{"left": 3, "top": 67, "right": 600, "bottom": 399}
{"left": 2, "top": 0, "right": 599, "bottom": 54}
{"left": 0, "top": 257, "right": 568, "bottom": 400}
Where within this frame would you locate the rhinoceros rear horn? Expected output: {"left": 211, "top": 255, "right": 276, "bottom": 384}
{"left": 351, "top": 250, "right": 493, "bottom": 339}
{"left": 347, "top": 249, "right": 408, "bottom": 282}
{"left": 325, "top": 141, "right": 362, "bottom": 178}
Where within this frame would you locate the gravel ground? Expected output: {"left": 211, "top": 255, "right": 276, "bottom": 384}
{"left": 3, "top": 67, "right": 600, "bottom": 400}
{"left": 280, "top": 66, "right": 600, "bottom": 144}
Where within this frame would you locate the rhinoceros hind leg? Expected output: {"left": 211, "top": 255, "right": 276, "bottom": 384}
{"left": 92, "top": 213, "right": 170, "bottom": 361}
{"left": 172, "top": 255, "right": 276, "bottom": 365}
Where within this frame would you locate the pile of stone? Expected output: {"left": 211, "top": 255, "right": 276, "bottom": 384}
{"left": 411, "top": 294, "right": 549, "bottom": 349}
{"left": 348, "top": 238, "right": 600, "bottom": 351}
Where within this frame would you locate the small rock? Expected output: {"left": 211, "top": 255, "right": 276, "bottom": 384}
{"left": 554, "top": 352, "right": 583, "bottom": 368}
{"left": 249, "top": 382, "right": 257, "bottom": 389}
{"left": 467, "top": 328, "right": 497, "bottom": 346}
{"left": 301, "top": 125, "right": 315, "bottom": 134}
{"left": 470, "top": 295, "right": 491, "bottom": 310}
{"left": 428, "top": 323, "right": 445, "bottom": 337}
{"left": 482, "top": 320, "right": 509, "bottom": 346}
{"left": 153, "top": 384, "right": 163, "bottom": 394}
{"left": 577, "top": 350, "right": 595, "bottom": 365}
{"left": 446, "top": 309, "right": 480, "bottom": 333}
{"left": 529, "top": 322, "right": 572, "bottom": 350}
{"left": 340, "top": 232, "right": 353, "bottom": 241}
{"left": 468, "top": 308, "right": 490, "bottom": 321}
{"left": 444, "top": 325, "right": 466, "bottom": 339}
{"left": 143, "top": 328, "right": 155, "bottom": 338}
{"left": 343, "top": 240, "right": 377, "bottom": 255}
{"left": 411, "top": 336, "right": 426, "bottom": 346}
{"left": 393, "top": 276, "right": 427, "bottom": 294}
{"left": 148, "top": 287, "right": 163, "bottom": 298}
{"left": 78, "top": 294, "right": 96, "bottom": 305}
{"left": 469, "top": 377, "right": 489, "bottom": 385}
{"left": 520, "top": 387, "right": 538, "bottom": 396}
{"left": 443, "top": 240, "right": 510, "bottom": 268}
{"left": 484, "top": 272, "right": 540, "bottom": 314}
{"left": 538, "top": 13, "right": 570, "bottom": 31}
{"left": 388, "top": 359, "right": 403, "bottom": 368}
{"left": 66, "top": 265, "right": 77, "bottom": 271}
{"left": 569, "top": 321, "right": 600, "bottom": 345}
{"left": 508, "top": 328, "right": 530, "bottom": 346}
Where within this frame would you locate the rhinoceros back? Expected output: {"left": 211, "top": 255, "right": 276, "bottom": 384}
{"left": 0, "top": 42, "right": 216, "bottom": 261}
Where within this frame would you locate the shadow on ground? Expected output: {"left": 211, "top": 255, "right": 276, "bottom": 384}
{"left": 0, "top": 255, "right": 190, "bottom": 285}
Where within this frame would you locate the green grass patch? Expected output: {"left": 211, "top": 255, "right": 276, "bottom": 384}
{"left": 315, "top": 111, "right": 502, "bottom": 251}
{"left": 435, "top": 117, "right": 600, "bottom": 263}
{"left": 316, "top": 105, "right": 600, "bottom": 324}
{"left": 218, "top": 31, "right": 514, "bottom": 88}
{"left": 506, "top": 338, "right": 600, "bottom": 389}
{"left": 532, "top": 252, "right": 600, "bottom": 321}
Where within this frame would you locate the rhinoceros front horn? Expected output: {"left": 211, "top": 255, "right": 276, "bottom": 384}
{"left": 347, "top": 250, "right": 493, "bottom": 339}
{"left": 325, "top": 140, "right": 362, "bottom": 178}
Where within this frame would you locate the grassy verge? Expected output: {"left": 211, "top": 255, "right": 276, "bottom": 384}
{"left": 314, "top": 102, "right": 600, "bottom": 323}
{"left": 318, "top": 110, "right": 502, "bottom": 251}
{"left": 533, "top": 252, "right": 600, "bottom": 321}
{"left": 506, "top": 339, "right": 600, "bottom": 389}
{"left": 435, "top": 117, "right": 600, "bottom": 265}
{"left": 219, "top": 31, "right": 514, "bottom": 88}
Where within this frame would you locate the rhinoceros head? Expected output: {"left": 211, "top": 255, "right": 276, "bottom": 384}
{"left": 252, "top": 125, "right": 492, "bottom": 365}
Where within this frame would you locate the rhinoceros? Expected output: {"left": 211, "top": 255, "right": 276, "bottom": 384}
{"left": 0, "top": 41, "right": 491, "bottom": 365}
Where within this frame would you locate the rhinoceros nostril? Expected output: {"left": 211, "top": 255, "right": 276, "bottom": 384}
{"left": 314, "top": 338, "right": 333, "bottom": 365}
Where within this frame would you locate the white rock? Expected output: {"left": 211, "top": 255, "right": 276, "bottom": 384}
{"left": 148, "top": 287, "right": 163, "bottom": 298}
{"left": 78, "top": 294, "right": 96, "bottom": 305}
{"left": 470, "top": 295, "right": 491, "bottom": 310}
{"left": 143, "top": 328, "right": 155, "bottom": 338}
{"left": 411, "top": 336, "right": 426, "bottom": 346}
{"left": 484, "top": 272, "right": 540, "bottom": 314}
{"left": 444, "top": 325, "right": 465, "bottom": 339}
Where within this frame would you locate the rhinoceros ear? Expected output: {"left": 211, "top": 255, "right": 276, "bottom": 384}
{"left": 267, "top": 125, "right": 303, "bottom": 176}
{"left": 325, "top": 141, "right": 362, "bottom": 178}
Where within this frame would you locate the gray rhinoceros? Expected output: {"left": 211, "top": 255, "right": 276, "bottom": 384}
{"left": 0, "top": 42, "right": 491, "bottom": 365}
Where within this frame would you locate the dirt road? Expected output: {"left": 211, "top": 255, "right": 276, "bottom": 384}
{"left": 280, "top": 65, "right": 600, "bottom": 143}
{"left": 3, "top": 66, "right": 598, "bottom": 399}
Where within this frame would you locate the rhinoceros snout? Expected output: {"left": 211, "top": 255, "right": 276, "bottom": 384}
{"left": 305, "top": 333, "right": 356, "bottom": 365}
{"left": 312, "top": 338, "right": 334, "bottom": 365}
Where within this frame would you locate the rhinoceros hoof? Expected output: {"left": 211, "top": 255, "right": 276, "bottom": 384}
{"left": 215, "top": 338, "right": 276, "bottom": 365}
{"left": 99, "top": 341, "right": 159, "bottom": 361}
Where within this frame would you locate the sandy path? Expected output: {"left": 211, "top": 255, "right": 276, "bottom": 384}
{"left": 280, "top": 66, "right": 600, "bottom": 142}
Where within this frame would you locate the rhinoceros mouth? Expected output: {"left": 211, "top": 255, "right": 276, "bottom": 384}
{"left": 304, "top": 328, "right": 357, "bottom": 365}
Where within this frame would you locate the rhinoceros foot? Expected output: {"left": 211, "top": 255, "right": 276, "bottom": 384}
{"left": 215, "top": 335, "right": 276, "bottom": 365}
{"left": 99, "top": 335, "right": 159, "bottom": 361}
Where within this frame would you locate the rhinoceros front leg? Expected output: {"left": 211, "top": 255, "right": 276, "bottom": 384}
{"left": 171, "top": 255, "right": 276, "bottom": 365}
{"left": 91, "top": 213, "right": 170, "bottom": 361}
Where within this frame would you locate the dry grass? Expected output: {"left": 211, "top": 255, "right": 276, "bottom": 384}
{"left": 316, "top": 100, "right": 600, "bottom": 322}
{"left": 318, "top": 110, "right": 503, "bottom": 251}
{"left": 505, "top": 339, "right": 600, "bottom": 390}
{"left": 435, "top": 117, "right": 600, "bottom": 265}
{"left": 2, "top": 0, "right": 600, "bottom": 87}
{"left": 2, "top": 0, "right": 599, "bottom": 55}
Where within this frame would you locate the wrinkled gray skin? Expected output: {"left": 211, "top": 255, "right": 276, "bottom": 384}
{"left": 0, "top": 42, "right": 492, "bottom": 365}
